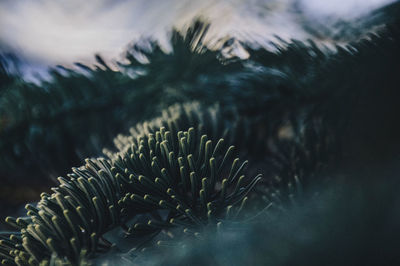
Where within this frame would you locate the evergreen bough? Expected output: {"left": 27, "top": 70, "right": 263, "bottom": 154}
{"left": 0, "top": 122, "right": 261, "bottom": 264}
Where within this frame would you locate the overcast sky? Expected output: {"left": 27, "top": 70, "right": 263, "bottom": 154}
{"left": 0, "top": 0, "right": 396, "bottom": 78}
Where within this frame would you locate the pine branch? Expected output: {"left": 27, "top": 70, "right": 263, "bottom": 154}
{"left": 0, "top": 124, "right": 261, "bottom": 265}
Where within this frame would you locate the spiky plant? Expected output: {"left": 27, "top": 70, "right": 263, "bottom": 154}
{"left": 114, "top": 125, "right": 262, "bottom": 236}
{"left": 0, "top": 125, "right": 261, "bottom": 265}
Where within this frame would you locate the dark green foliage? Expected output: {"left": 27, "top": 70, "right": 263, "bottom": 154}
{"left": 0, "top": 18, "right": 338, "bottom": 185}
{"left": 1, "top": 157, "right": 121, "bottom": 264}
{"left": 0, "top": 20, "right": 339, "bottom": 185}
{"left": 260, "top": 116, "right": 335, "bottom": 197}
{"left": 0, "top": 57, "right": 132, "bottom": 183}
{"left": 0, "top": 97, "right": 333, "bottom": 264}
{"left": 114, "top": 126, "right": 261, "bottom": 235}
{"left": 1, "top": 3, "right": 400, "bottom": 265}
{"left": 0, "top": 116, "right": 261, "bottom": 264}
